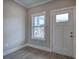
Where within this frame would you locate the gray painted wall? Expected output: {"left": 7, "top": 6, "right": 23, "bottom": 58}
{"left": 3, "top": 0, "right": 28, "bottom": 52}
{"left": 27, "top": 0, "right": 75, "bottom": 48}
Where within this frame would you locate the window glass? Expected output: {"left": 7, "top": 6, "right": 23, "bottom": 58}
{"left": 33, "top": 16, "right": 44, "bottom": 26}
{"left": 32, "top": 14, "right": 45, "bottom": 39}
{"left": 39, "top": 16, "right": 44, "bottom": 26}
{"left": 34, "top": 16, "right": 38, "bottom": 26}
{"left": 33, "top": 27, "right": 44, "bottom": 38}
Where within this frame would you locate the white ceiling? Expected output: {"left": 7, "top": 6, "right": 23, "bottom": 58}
{"left": 14, "top": 0, "right": 53, "bottom": 8}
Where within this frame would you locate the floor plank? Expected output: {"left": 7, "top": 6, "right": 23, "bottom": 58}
{"left": 4, "top": 46, "right": 74, "bottom": 59}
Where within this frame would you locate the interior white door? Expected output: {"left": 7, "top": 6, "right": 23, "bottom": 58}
{"left": 50, "top": 7, "right": 75, "bottom": 57}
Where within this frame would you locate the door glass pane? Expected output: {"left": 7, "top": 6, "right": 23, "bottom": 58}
{"left": 56, "top": 13, "right": 68, "bottom": 22}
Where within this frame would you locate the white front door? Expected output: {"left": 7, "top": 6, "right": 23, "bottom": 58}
{"left": 50, "top": 7, "right": 75, "bottom": 57}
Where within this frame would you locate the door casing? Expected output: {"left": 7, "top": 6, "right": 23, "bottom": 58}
{"left": 50, "top": 6, "right": 76, "bottom": 58}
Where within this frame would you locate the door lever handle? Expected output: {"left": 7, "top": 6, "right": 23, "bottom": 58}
{"left": 70, "top": 35, "right": 74, "bottom": 38}
{"left": 70, "top": 35, "right": 73, "bottom": 37}
{"left": 70, "top": 32, "right": 73, "bottom": 34}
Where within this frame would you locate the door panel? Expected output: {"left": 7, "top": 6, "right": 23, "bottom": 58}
{"left": 50, "top": 7, "right": 75, "bottom": 57}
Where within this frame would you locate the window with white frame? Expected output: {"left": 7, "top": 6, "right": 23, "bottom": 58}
{"left": 32, "top": 12, "right": 45, "bottom": 40}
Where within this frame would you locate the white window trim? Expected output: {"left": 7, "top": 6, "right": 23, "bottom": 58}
{"left": 31, "top": 12, "right": 46, "bottom": 40}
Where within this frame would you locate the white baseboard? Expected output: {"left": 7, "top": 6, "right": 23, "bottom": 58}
{"left": 26, "top": 44, "right": 51, "bottom": 52}
{"left": 3, "top": 44, "right": 28, "bottom": 56}
{"left": 4, "top": 44, "right": 51, "bottom": 56}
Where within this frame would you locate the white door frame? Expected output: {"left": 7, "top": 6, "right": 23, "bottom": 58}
{"left": 50, "top": 6, "right": 76, "bottom": 57}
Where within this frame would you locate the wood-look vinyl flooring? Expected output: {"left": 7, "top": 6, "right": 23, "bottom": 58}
{"left": 4, "top": 46, "right": 74, "bottom": 59}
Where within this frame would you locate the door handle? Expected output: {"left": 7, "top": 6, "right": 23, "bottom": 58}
{"left": 70, "top": 35, "right": 73, "bottom": 37}
{"left": 70, "top": 32, "right": 73, "bottom": 34}
{"left": 70, "top": 32, "right": 74, "bottom": 38}
{"left": 70, "top": 34, "right": 74, "bottom": 38}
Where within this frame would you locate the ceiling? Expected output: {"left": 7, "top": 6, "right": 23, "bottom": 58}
{"left": 14, "top": 0, "right": 53, "bottom": 8}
